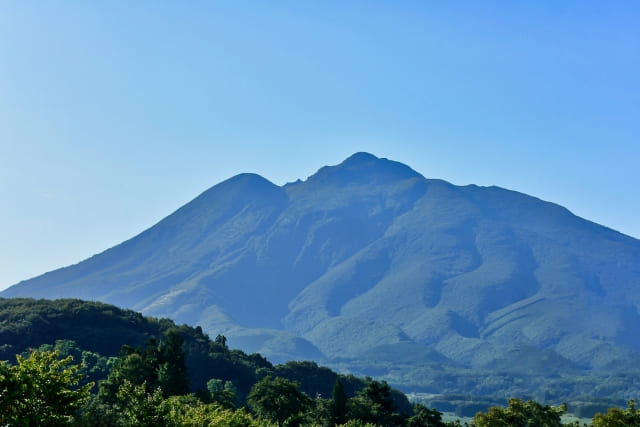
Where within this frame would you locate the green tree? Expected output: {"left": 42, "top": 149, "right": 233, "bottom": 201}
{"left": 116, "top": 379, "right": 168, "bottom": 426}
{"left": 99, "top": 350, "right": 155, "bottom": 404}
{"left": 329, "top": 378, "right": 348, "bottom": 425}
{"left": 247, "top": 376, "right": 312, "bottom": 426}
{"left": 159, "top": 395, "right": 258, "bottom": 427}
{"left": 348, "top": 379, "right": 402, "bottom": 426}
{"left": 0, "top": 350, "right": 92, "bottom": 426}
{"left": 472, "top": 398, "right": 565, "bottom": 427}
{"left": 80, "top": 349, "right": 112, "bottom": 391}
{"left": 78, "top": 398, "right": 125, "bottom": 426}
{"left": 158, "top": 329, "right": 189, "bottom": 397}
{"left": 214, "top": 334, "right": 228, "bottom": 349}
{"left": 337, "top": 420, "right": 377, "bottom": 427}
{"left": 408, "top": 403, "right": 445, "bottom": 427}
{"left": 207, "top": 378, "right": 237, "bottom": 409}
{"left": 99, "top": 331, "right": 189, "bottom": 403}
{"left": 593, "top": 400, "right": 640, "bottom": 427}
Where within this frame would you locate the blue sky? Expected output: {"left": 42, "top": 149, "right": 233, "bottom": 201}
{"left": 1, "top": 1, "right": 639, "bottom": 290}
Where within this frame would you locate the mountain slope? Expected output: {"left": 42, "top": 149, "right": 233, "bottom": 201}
{"left": 4, "top": 152, "right": 640, "bottom": 380}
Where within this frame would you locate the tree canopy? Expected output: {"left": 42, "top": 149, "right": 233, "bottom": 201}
{"left": 247, "top": 376, "right": 312, "bottom": 426}
{"left": 4, "top": 297, "right": 638, "bottom": 426}
{"left": 0, "top": 349, "right": 92, "bottom": 426}
{"left": 472, "top": 398, "right": 566, "bottom": 427}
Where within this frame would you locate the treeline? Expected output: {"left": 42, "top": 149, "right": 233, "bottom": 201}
{"left": 1, "top": 344, "right": 445, "bottom": 426}
{"left": 1, "top": 298, "right": 639, "bottom": 426}
{"left": 410, "top": 394, "right": 631, "bottom": 420}
{"left": 4, "top": 346, "right": 640, "bottom": 426}
{"left": 1, "top": 330, "right": 424, "bottom": 424}
{"left": 334, "top": 356, "right": 640, "bottom": 403}
{"left": 0, "top": 298, "right": 414, "bottom": 424}
{"left": 0, "top": 298, "right": 409, "bottom": 405}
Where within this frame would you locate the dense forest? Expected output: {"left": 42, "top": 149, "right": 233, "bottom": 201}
{"left": 1, "top": 298, "right": 638, "bottom": 426}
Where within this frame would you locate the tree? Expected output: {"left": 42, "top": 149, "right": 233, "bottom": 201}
{"left": 207, "top": 378, "right": 237, "bottom": 409}
{"left": 472, "top": 398, "right": 565, "bottom": 427}
{"left": 214, "top": 334, "right": 228, "bottom": 349}
{"left": 159, "top": 395, "right": 258, "bottom": 427}
{"left": 329, "top": 378, "right": 348, "bottom": 425}
{"left": 408, "top": 403, "right": 445, "bottom": 427}
{"left": 158, "top": 329, "right": 189, "bottom": 397}
{"left": 337, "top": 421, "right": 377, "bottom": 427}
{"left": 99, "top": 351, "right": 155, "bottom": 404}
{"left": 0, "top": 349, "right": 92, "bottom": 426}
{"left": 348, "top": 379, "right": 402, "bottom": 426}
{"left": 247, "top": 376, "right": 312, "bottom": 426}
{"left": 116, "top": 380, "right": 168, "bottom": 426}
{"left": 98, "top": 330, "right": 189, "bottom": 403}
{"left": 593, "top": 400, "right": 640, "bottom": 427}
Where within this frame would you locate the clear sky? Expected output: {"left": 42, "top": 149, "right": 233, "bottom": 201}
{"left": 1, "top": 1, "right": 638, "bottom": 291}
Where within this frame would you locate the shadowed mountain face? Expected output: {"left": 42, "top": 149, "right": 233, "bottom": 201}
{"left": 4, "top": 152, "right": 640, "bottom": 375}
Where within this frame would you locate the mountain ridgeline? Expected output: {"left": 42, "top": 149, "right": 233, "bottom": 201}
{"left": 4, "top": 152, "right": 640, "bottom": 396}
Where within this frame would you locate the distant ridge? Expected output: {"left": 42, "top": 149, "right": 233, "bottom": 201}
{"left": 4, "top": 152, "right": 640, "bottom": 396}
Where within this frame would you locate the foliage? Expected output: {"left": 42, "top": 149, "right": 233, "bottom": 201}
{"left": 472, "top": 398, "right": 566, "bottom": 427}
{"left": 0, "top": 298, "right": 414, "bottom": 411}
{"left": 329, "top": 378, "right": 349, "bottom": 425}
{"left": 158, "top": 329, "right": 190, "bottom": 397}
{"left": 0, "top": 298, "right": 273, "bottom": 399}
{"left": 0, "top": 298, "right": 159, "bottom": 360}
{"left": 38, "top": 339, "right": 114, "bottom": 393}
{"left": 98, "top": 345, "right": 157, "bottom": 404}
{"left": 348, "top": 379, "right": 405, "bottom": 426}
{"left": 275, "top": 360, "right": 340, "bottom": 399}
{"left": 0, "top": 349, "right": 92, "bottom": 426}
{"left": 6, "top": 335, "right": 640, "bottom": 427}
{"left": 78, "top": 398, "right": 125, "bottom": 426}
{"left": 160, "top": 395, "right": 258, "bottom": 426}
{"left": 98, "top": 331, "right": 189, "bottom": 403}
{"left": 408, "top": 403, "right": 445, "bottom": 427}
{"left": 16, "top": 297, "right": 633, "bottom": 426}
{"left": 247, "top": 376, "right": 312, "bottom": 426}
{"left": 337, "top": 421, "right": 377, "bottom": 427}
{"left": 206, "top": 377, "right": 238, "bottom": 409}
{"left": 593, "top": 400, "right": 640, "bottom": 426}
{"left": 116, "top": 380, "right": 167, "bottom": 426}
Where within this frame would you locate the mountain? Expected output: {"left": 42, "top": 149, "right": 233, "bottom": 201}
{"left": 4, "top": 152, "right": 640, "bottom": 396}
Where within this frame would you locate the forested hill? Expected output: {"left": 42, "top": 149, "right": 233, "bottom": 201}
{"left": 0, "top": 297, "right": 411, "bottom": 412}
{"left": 0, "top": 298, "right": 178, "bottom": 358}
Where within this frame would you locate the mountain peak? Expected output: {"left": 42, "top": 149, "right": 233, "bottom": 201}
{"left": 342, "top": 151, "right": 380, "bottom": 164}
{"left": 221, "top": 172, "right": 276, "bottom": 188}
{"left": 306, "top": 152, "right": 423, "bottom": 186}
